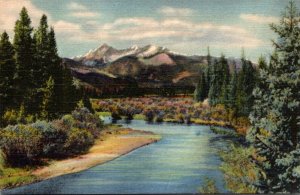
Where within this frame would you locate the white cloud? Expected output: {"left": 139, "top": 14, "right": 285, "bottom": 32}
{"left": 55, "top": 17, "right": 262, "bottom": 49}
{"left": 240, "top": 14, "right": 278, "bottom": 24}
{"left": 0, "top": 0, "right": 50, "bottom": 35}
{"left": 68, "top": 2, "right": 87, "bottom": 10}
{"left": 158, "top": 6, "right": 195, "bottom": 16}
{"left": 68, "top": 2, "right": 100, "bottom": 18}
{"left": 70, "top": 12, "right": 100, "bottom": 18}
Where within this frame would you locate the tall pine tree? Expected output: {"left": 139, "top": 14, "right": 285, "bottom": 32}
{"left": 228, "top": 63, "right": 237, "bottom": 110}
{"left": 247, "top": 1, "right": 300, "bottom": 193}
{"left": 236, "top": 50, "right": 256, "bottom": 116}
{"left": 194, "top": 71, "right": 208, "bottom": 102}
{"left": 0, "top": 32, "right": 16, "bottom": 125}
{"left": 13, "top": 7, "right": 33, "bottom": 108}
{"left": 219, "top": 54, "right": 230, "bottom": 106}
{"left": 208, "top": 54, "right": 229, "bottom": 106}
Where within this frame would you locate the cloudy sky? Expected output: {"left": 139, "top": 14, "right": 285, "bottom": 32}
{"left": 0, "top": 0, "right": 298, "bottom": 62}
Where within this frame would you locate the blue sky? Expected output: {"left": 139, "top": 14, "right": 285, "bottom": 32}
{"left": 0, "top": 0, "right": 298, "bottom": 62}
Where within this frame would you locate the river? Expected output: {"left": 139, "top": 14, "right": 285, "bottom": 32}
{"left": 3, "top": 119, "right": 230, "bottom": 194}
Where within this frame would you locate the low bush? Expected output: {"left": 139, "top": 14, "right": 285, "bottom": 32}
{"left": 198, "top": 177, "right": 219, "bottom": 193}
{"left": 31, "top": 121, "right": 68, "bottom": 158}
{"left": 0, "top": 125, "right": 43, "bottom": 166}
{"left": 144, "top": 109, "right": 154, "bottom": 122}
{"left": 0, "top": 107, "right": 103, "bottom": 166}
{"left": 71, "top": 107, "right": 103, "bottom": 138}
{"left": 2, "top": 106, "right": 35, "bottom": 127}
{"left": 220, "top": 144, "right": 259, "bottom": 193}
{"left": 64, "top": 127, "right": 94, "bottom": 155}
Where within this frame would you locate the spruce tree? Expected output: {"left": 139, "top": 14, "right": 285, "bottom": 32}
{"left": 34, "top": 14, "right": 50, "bottom": 85}
{"left": 208, "top": 54, "right": 229, "bottom": 106}
{"left": 236, "top": 50, "right": 256, "bottom": 116}
{"left": 247, "top": 1, "right": 300, "bottom": 193}
{"left": 40, "top": 76, "right": 55, "bottom": 120}
{"left": 228, "top": 63, "right": 237, "bottom": 109}
{"left": 219, "top": 54, "right": 230, "bottom": 106}
{"left": 194, "top": 71, "right": 208, "bottom": 102}
{"left": 13, "top": 7, "right": 33, "bottom": 107}
{"left": 0, "top": 32, "right": 16, "bottom": 125}
{"left": 206, "top": 46, "right": 212, "bottom": 89}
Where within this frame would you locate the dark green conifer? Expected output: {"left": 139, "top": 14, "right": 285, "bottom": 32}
{"left": 247, "top": 1, "right": 300, "bottom": 193}
{"left": 0, "top": 32, "right": 16, "bottom": 125}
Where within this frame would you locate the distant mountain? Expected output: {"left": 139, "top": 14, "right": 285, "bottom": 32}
{"left": 64, "top": 43, "right": 254, "bottom": 97}
{"left": 73, "top": 44, "right": 170, "bottom": 67}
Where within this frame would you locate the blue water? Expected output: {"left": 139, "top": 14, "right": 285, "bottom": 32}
{"left": 3, "top": 119, "right": 229, "bottom": 194}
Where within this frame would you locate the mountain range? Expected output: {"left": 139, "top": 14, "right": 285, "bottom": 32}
{"left": 63, "top": 44, "right": 247, "bottom": 97}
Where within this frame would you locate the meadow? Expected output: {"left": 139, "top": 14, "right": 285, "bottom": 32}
{"left": 92, "top": 97, "right": 250, "bottom": 135}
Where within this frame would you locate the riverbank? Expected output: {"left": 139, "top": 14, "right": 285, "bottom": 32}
{"left": 0, "top": 127, "right": 161, "bottom": 189}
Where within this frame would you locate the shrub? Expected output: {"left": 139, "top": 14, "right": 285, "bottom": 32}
{"left": 61, "top": 114, "right": 75, "bottom": 128}
{"left": 0, "top": 125, "right": 43, "bottom": 166}
{"left": 71, "top": 107, "right": 103, "bottom": 138}
{"left": 198, "top": 177, "right": 219, "bottom": 193}
{"left": 2, "top": 110, "right": 19, "bottom": 126}
{"left": 64, "top": 128, "right": 94, "bottom": 155}
{"left": 144, "top": 109, "right": 154, "bottom": 122}
{"left": 31, "top": 121, "right": 68, "bottom": 158}
{"left": 220, "top": 145, "right": 259, "bottom": 193}
{"left": 2, "top": 107, "right": 35, "bottom": 127}
{"left": 175, "top": 113, "right": 185, "bottom": 123}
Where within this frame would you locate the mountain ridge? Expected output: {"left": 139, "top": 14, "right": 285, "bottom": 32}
{"left": 63, "top": 43, "right": 253, "bottom": 97}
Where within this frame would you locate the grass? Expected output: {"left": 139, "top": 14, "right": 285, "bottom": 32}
{"left": 133, "top": 114, "right": 145, "bottom": 120}
{"left": 210, "top": 126, "right": 239, "bottom": 137}
{"left": 219, "top": 145, "right": 258, "bottom": 193}
{"left": 96, "top": 111, "right": 111, "bottom": 117}
{"left": 0, "top": 153, "right": 37, "bottom": 189}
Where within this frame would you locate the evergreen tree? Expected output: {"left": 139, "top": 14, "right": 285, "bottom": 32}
{"left": 228, "top": 63, "right": 237, "bottom": 109}
{"left": 40, "top": 76, "right": 55, "bottom": 120}
{"left": 0, "top": 32, "right": 16, "bottom": 125}
{"left": 206, "top": 46, "right": 212, "bottom": 89}
{"left": 33, "top": 14, "right": 50, "bottom": 85}
{"left": 194, "top": 71, "right": 208, "bottom": 102}
{"left": 236, "top": 50, "right": 256, "bottom": 116}
{"left": 219, "top": 54, "right": 230, "bottom": 105}
{"left": 247, "top": 1, "right": 300, "bottom": 193}
{"left": 13, "top": 7, "right": 33, "bottom": 107}
{"left": 61, "top": 62, "right": 80, "bottom": 115}
{"left": 208, "top": 54, "right": 229, "bottom": 106}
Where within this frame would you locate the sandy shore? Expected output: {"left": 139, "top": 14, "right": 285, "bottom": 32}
{"left": 32, "top": 128, "right": 161, "bottom": 180}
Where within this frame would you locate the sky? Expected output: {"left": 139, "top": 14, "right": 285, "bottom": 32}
{"left": 0, "top": 0, "right": 299, "bottom": 62}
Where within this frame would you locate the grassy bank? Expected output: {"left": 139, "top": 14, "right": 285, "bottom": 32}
{"left": 0, "top": 126, "right": 160, "bottom": 189}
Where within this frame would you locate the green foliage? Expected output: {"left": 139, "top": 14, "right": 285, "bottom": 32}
{"left": 64, "top": 127, "right": 94, "bottom": 155}
{"left": 71, "top": 107, "right": 103, "bottom": 138}
{"left": 13, "top": 7, "right": 34, "bottom": 106}
{"left": 0, "top": 8, "right": 81, "bottom": 124}
{"left": 2, "top": 105, "right": 34, "bottom": 126}
{"left": 247, "top": 1, "right": 300, "bottom": 193}
{"left": 210, "top": 126, "right": 239, "bottom": 137}
{"left": 208, "top": 54, "right": 230, "bottom": 106}
{"left": 0, "top": 125, "right": 43, "bottom": 166}
{"left": 31, "top": 120, "right": 67, "bottom": 157}
{"left": 0, "top": 107, "right": 103, "bottom": 166}
{"left": 198, "top": 177, "right": 219, "bottom": 193}
{"left": 220, "top": 145, "right": 259, "bottom": 193}
{"left": 194, "top": 71, "right": 208, "bottom": 102}
{"left": 40, "top": 76, "right": 55, "bottom": 120}
{"left": 228, "top": 63, "right": 238, "bottom": 110}
{"left": 0, "top": 32, "right": 16, "bottom": 126}
{"left": 236, "top": 50, "right": 256, "bottom": 116}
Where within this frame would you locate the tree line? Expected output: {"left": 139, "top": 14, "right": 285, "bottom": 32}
{"left": 194, "top": 48, "right": 256, "bottom": 117}
{"left": 0, "top": 7, "right": 80, "bottom": 126}
{"left": 195, "top": 1, "right": 300, "bottom": 193}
